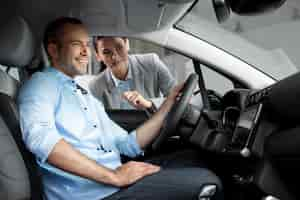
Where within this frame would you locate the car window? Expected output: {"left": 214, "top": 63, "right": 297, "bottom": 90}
{"left": 129, "top": 39, "right": 233, "bottom": 96}
{"left": 176, "top": 0, "right": 299, "bottom": 81}
{"left": 129, "top": 39, "right": 192, "bottom": 83}
{"left": 201, "top": 64, "right": 234, "bottom": 96}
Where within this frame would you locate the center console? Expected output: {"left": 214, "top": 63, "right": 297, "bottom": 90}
{"left": 189, "top": 83, "right": 297, "bottom": 200}
{"left": 190, "top": 87, "right": 271, "bottom": 157}
{"left": 225, "top": 103, "right": 263, "bottom": 157}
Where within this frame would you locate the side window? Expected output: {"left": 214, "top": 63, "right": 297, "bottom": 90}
{"left": 201, "top": 64, "right": 234, "bottom": 96}
{"left": 89, "top": 38, "right": 235, "bottom": 109}
{"left": 129, "top": 39, "right": 234, "bottom": 96}
{"left": 129, "top": 39, "right": 194, "bottom": 83}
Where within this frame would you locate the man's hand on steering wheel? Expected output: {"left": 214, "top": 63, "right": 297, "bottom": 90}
{"left": 152, "top": 74, "right": 198, "bottom": 150}
{"left": 159, "top": 84, "right": 184, "bottom": 113}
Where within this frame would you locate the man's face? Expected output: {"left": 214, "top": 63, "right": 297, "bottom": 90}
{"left": 95, "top": 37, "right": 128, "bottom": 71}
{"left": 49, "top": 24, "right": 91, "bottom": 77}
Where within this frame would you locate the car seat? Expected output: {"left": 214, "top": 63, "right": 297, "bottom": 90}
{"left": 0, "top": 16, "right": 43, "bottom": 200}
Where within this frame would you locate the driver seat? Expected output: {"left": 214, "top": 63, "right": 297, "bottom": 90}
{"left": 0, "top": 16, "right": 43, "bottom": 200}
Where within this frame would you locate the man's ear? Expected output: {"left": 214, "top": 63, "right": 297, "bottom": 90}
{"left": 47, "top": 43, "right": 59, "bottom": 61}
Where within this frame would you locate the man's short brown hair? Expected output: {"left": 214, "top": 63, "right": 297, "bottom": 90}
{"left": 43, "top": 17, "right": 83, "bottom": 55}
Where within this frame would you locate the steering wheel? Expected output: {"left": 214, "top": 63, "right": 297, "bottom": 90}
{"left": 152, "top": 73, "right": 198, "bottom": 150}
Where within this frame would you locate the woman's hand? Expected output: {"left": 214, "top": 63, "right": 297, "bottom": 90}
{"left": 122, "top": 91, "right": 152, "bottom": 109}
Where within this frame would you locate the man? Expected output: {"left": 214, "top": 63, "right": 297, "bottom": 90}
{"left": 18, "top": 17, "right": 222, "bottom": 200}
{"left": 89, "top": 36, "right": 176, "bottom": 110}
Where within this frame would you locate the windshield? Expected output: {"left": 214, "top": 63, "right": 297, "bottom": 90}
{"left": 176, "top": 0, "right": 299, "bottom": 80}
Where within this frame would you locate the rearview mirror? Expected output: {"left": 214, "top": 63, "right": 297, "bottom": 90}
{"left": 213, "top": 0, "right": 287, "bottom": 23}
{"left": 159, "top": 0, "right": 194, "bottom": 3}
{"left": 213, "top": 0, "right": 231, "bottom": 23}
{"left": 229, "top": 0, "right": 286, "bottom": 15}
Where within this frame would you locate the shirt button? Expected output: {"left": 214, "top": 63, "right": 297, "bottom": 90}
{"left": 84, "top": 107, "right": 87, "bottom": 110}
{"left": 93, "top": 125, "right": 97, "bottom": 128}
{"left": 71, "top": 80, "right": 75, "bottom": 83}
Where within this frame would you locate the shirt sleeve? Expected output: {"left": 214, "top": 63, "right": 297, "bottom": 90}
{"left": 152, "top": 54, "right": 176, "bottom": 96}
{"left": 94, "top": 99, "right": 144, "bottom": 157}
{"left": 18, "top": 75, "right": 63, "bottom": 163}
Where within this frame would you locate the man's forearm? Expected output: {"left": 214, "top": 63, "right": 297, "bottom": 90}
{"left": 47, "top": 139, "right": 119, "bottom": 186}
{"left": 136, "top": 98, "right": 173, "bottom": 148}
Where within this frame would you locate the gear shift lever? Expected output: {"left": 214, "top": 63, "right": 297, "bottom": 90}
{"left": 198, "top": 184, "right": 217, "bottom": 200}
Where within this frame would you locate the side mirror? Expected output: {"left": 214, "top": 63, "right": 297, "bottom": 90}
{"left": 213, "top": 0, "right": 287, "bottom": 23}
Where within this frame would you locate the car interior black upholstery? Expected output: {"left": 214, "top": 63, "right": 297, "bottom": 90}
{"left": 0, "top": 16, "right": 43, "bottom": 200}
{"left": 106, "top": 109, "right": 149, "bottom": 131}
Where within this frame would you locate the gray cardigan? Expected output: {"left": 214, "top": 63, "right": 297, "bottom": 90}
{"left": 88, "top": 53, "right": 175, "bottom": 109}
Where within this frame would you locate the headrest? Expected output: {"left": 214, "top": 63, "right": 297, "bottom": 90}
{"left": 0, "top": 16, "right": 35, "bottom": 68}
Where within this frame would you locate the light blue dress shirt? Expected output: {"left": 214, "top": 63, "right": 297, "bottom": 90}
{"left": 18, "top": 67, "right": 143, "bottom": 200}
{"left": 109, "top": 65, "right": 134, "bottom": 109}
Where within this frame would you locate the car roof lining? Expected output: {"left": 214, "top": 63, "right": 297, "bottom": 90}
{"left": 0, "top": 0, "right": 193, "bottom": 42}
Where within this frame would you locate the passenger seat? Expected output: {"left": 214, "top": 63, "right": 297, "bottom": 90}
{"left": 0, "top": 16, "right": 43, "bottom": 200}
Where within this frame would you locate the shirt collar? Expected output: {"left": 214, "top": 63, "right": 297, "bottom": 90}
{"left": 44, "top": 66, "right": 77, "bottom": 87}
{"left": 109, "top": 62, "right": 132, "bottom": 87}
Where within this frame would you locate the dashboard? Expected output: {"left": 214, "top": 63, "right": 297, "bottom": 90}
{"left": 245, "top": 86, "right": 272, "bottom": 108}
{"left": 188, "top": 72, "right": 300, "bottom": 200}
{"left": 190, "top": 87, "right": 271, "bottom": 158}
{"left": 223, "top": 87, "right": 271, "bottom": 156}
{"left": 225, "top": 103, "right": 263, "bottom": 157}
{"left": 190, "top": 70, "right": 300, "bottom": 160}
